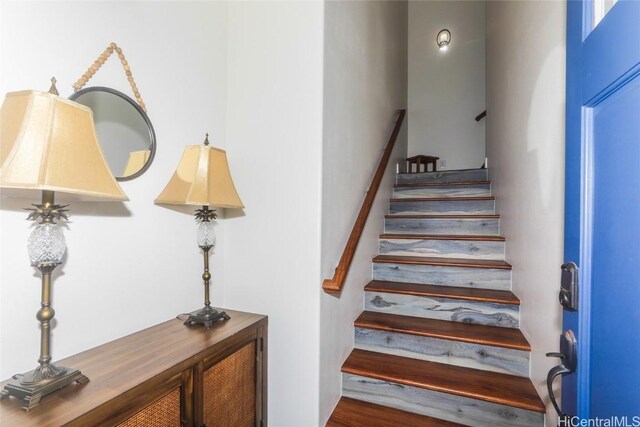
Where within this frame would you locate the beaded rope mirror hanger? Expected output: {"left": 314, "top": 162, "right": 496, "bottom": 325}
{"left": 73, "top": 42, "right": 146, "bottom": 110}
{"left": 70, "top": 43, "right": 156, "bottom": 182}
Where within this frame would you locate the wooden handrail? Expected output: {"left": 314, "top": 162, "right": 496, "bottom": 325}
{"left": 323, "top": 109, "right": 406, "bottom": 295}
{"left": 475, "top": 110, "right": 486, "bottom": 122}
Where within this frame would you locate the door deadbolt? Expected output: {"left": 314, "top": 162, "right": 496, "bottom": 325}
{"left": 560, "top": 262, "right": 579, "bottom": 311}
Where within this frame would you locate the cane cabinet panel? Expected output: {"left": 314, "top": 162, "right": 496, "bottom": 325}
{"left": 118, "top": 388, "right": 182, "bottom": 427}
{"left": 203, "top": 342, "right": 256, "bottom": 427}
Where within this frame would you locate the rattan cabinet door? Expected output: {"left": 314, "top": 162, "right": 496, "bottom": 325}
{"left": 118, "top": 387, "right": 182, "bottom": 427}
{"left": 202, "top": 342, "right": 256, "bottom": 427}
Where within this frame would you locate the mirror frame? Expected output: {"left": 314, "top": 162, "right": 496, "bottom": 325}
{"left": 69, "top": 86, "right": 157, "bottom": 182}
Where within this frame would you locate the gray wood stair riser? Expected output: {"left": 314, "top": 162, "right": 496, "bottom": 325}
{"left": 364, "top": 291, "right": 519, "bottom": 328}
{"left": 379, "top": 238, "right": 505, "bottom": 260}
{"left": 372, "top": 263, "right": 512, "bottom": 291}
{"left": 397, "top": 169, "right": 489, "bottom": 184}
{"left": 389, "top": 199, "right": 495, "bottom": 215}
{"left": 385, "top": 217, "right": 500, "bottom": 235}
{"left": 354, "top": 328, "right": 529, "bottom": 377}
{"left": 393, "top": 183, "right": 491, "bottom": 198}
{"left": 337, "top": 167, "right": 545, "bottom": 424}
{"left": 342, "top": 374, "right": 543, "bottom": 427}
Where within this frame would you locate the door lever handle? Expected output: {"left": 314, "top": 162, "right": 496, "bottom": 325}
{"left": 546, "top": 330, "right": 578, "bottom": 426}
{"left": 546, "top": 363, "right": 571, "bottom": 422}
{"left": 546, "top": 352, "right": 565, "bottom": 359}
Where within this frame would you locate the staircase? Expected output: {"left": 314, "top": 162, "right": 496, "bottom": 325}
{"left": 327, "top": 168, "right": 545, "bottom": 426}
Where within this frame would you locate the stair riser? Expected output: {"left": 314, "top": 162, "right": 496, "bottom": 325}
{"left": 373, "top": 263, "right": 511, "bottom": 291}
{"left": 379, "top": 238, "right": 505, "bottom": 260}
{"left": 390, "top": 199, "right": 495, "bottom": 215}
{"left": 342, "top": 374, "right": 543, "bottom": 427}
{"left": 397, "top": 169, "right": 488, "bottom": 185}
{"left": 393, "top": 183, "right": 491, "bottom": 198}
{"left": 364, "top": 291, "right": 519, "bottom": 328}
{"left": 355, "top": 328, "right": 529, "bottom": 377}
{"left": 385, "top": 218, "right": 499, "bottom": 235}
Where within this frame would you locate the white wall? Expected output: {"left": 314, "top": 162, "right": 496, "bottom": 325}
{"left": 2, "top": 3, "right": 405, "bottom": 426}
{"left": 319, "top": 1, "right": 408, "bottom": 424}
{"left": 1, "top": 3, "right": 326, "bottom": 426}
{"left": 222, "top": 2, "right": 324, "bottom": 426}
{"left": 486, "top": 2, "right": 566, "bottom": 424}
{"left": 408, "top": 0, "right": 485, "bottom": 170}
{"left": 0, "top": 0, "right": 229, "bottom": 380}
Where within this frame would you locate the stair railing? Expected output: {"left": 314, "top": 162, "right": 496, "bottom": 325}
{"left": 322, "top": 109, "right": 406, "bottom": 295}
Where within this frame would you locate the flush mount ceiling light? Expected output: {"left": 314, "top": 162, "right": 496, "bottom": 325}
{"left": 437, "top": 29, "right": 451, "bottom": 51}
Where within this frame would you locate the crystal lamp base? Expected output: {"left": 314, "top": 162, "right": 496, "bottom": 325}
{"left": 183, "top": 306, "right": 230, "bottom": 329}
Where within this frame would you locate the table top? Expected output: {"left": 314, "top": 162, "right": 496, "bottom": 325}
{"left": 0, "top": 309, "right": 267, "bottom": 426}
{"left": 407, "top": 155, "right": 439, "bottom": 161}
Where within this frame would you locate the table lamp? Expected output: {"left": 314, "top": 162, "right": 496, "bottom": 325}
{"left": 155, "top": 134, "right": 243, "bottom": 328}
{"left": 0, "top": 79, "right": 128, "bottom": 410}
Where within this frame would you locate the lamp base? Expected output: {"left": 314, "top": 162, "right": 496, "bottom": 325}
{"left": 183, "top": 306, "right": 230, "bottom": 329}
{"left": 0, "top": 366, "right": 89, "bottom": 411}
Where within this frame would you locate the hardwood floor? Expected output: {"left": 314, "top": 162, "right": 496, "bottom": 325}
{"left": 327, "top": 397, "right": 465, "bottom": 427}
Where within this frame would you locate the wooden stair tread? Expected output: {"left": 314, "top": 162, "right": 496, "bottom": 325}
{"left": 373, "top": 255, "right": 512, "bottom": 270}
{"left": 386, "top": 214, "right": 500, "bottom": 219}
{"left": 355, "top": 311, "right": 530, "bottom": 350}
{"left": 327, "top": 397, "right": 464, "bottom": 427}
{"left": 342, "top": 349, "right": 546, "bottom": 413}
{"left": 365, "top": 280, "right": 520, "bottom": 305}
{"left": 380, "top": 233, "right": 505, "bottom": 241}
{"left": 390, "top": 196, "right": 495, "bottom": 202}
{"left": 394, "top": 180, "right": 491, "bottom": 188}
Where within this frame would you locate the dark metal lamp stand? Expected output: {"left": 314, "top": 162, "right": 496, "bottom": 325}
{"left": 0, "top": 193, "right": 89, "bottom": 410}
{"left": 183, "top": 207, "right": 230, "bottom": 329}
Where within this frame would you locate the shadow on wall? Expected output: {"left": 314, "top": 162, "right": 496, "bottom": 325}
{"left": 527, "top": 45, "right": 566, "bottom": 211}
{"left": 487, "top": 10, "right": 566, "bottom": 423}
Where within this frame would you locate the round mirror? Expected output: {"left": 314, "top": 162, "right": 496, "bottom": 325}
{"left": 69, "top": 87, "right": 156, "bottom": 181}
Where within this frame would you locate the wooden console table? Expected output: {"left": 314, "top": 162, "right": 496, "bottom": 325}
{"left": 0, "top": 310, "right": 267, "bottom": 427}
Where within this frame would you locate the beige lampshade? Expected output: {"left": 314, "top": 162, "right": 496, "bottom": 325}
{"left": 0, "top": 90, "right": 128, "bottom": 201}
{"left": 155, "top": 144, "right": 244, "bottom": 209}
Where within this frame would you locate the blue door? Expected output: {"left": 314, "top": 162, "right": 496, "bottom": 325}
{"left": 563, "top": 0, "right": 640, "bottom": 420}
